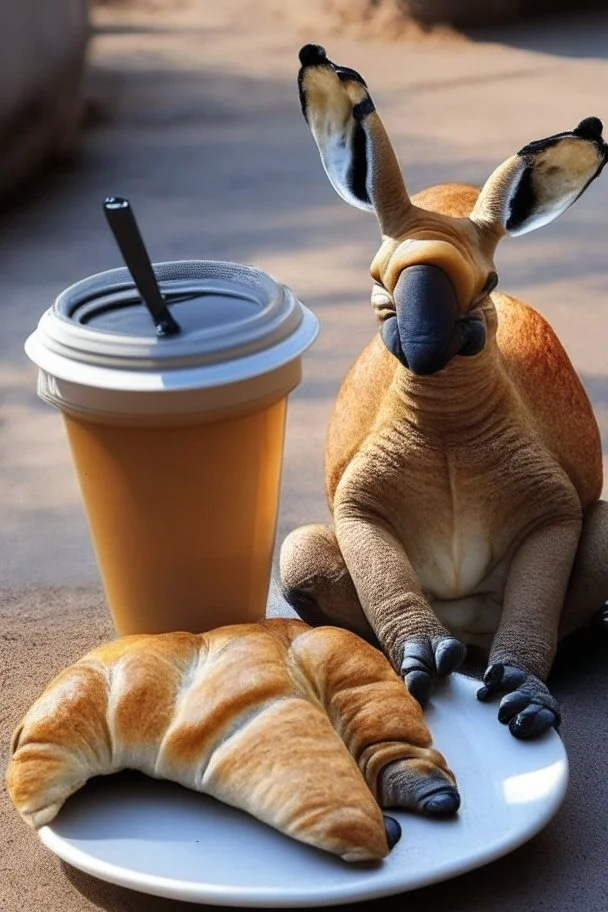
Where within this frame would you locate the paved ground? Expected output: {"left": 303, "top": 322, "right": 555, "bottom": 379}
{"left": 1, "top": 3, "right": 608, "bottom": 911}
{"left": 3, "top": 2, "right": 608, "bottom": 588}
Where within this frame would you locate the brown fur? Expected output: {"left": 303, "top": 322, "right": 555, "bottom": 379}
{"left": 328, "top": 185, "right": 602, "bottom": 510}
{"left": 285, "top": 50, "right": 608, "bottom": 718}
{"left": 283, "top": 177, "right": 607, "bottom": 685}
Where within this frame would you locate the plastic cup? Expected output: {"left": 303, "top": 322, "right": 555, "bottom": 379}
{"left": 25, "top": 260, "right": 318, "bottom": 635}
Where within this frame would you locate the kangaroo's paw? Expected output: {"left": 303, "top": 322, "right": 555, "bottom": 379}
{"left": 477, "top": 664, "right": 560, "bottom": 740}
{"left": 401, "top": 635, "right": 467, "bottom": 707}
{"left": 378, "top": 756, "right": 460, "bottom": 818}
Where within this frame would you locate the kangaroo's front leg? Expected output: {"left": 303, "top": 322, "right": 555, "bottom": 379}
{"left": 334, "top": 504, "right": 466, "bottom": 705}
{"left": 478, "top": 518, "right": 581, "bottom": 740}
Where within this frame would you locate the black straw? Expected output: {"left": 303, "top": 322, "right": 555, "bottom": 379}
{"left": 103, "top": 197, "right": 180, "bottom": 337}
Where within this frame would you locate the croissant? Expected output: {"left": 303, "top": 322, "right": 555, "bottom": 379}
{"left": 7, "top": 619, "right": 458, "bottom": 862}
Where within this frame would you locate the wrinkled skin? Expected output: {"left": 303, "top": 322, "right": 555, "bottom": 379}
{"left": 282, "top": 46, "right": 608, "bottom": 740}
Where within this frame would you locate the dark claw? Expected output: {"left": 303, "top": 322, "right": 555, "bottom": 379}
{"left": 499, "top": 667, "right": 527, "bottom": 690}
{"left": 404, "top": 669, "right": 432, "bottom": 707}
{"left": 401, "top": 634, "right": 466, "bottom": 705}
{"left": 477, "top": 662, "right": 526, "bottom": 700}
{"left": 477, "top": 662, "right": 560, "bottom": 739}
{"left": 509, "top": 705, "right": 557, "bottom": 740}
{"left": 383, "top": 815, "right": 402, "bottom": 850}
{"left": 497, "top": 690, "right": 530, "bottom": 723}
{"left": 401, "top": 638, "right": 434, "bottom": 706}
{"left": 434, "top": 637, "right": 467, "bottom": 677}
{"left": 401, "top": 640, "right": 433, "bottom": 675}
{"left": 420, "top": 787, "right": 460, "bottom": 816}
{"left": 483, "top": 662, "right": 505, "bottom": 686}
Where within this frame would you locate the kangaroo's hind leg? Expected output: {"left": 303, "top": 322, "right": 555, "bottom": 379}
{"left": 560, "top": 499, "right": 608, "bottom": 639}
{"left": 279, "top": 524, "right": 376, "bottom": 642}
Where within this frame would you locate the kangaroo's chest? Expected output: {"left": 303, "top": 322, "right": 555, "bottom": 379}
{"left": 358, "top": 420, "right": 574, "bottom": 603}
{"left": 393, "top": 447, "right": 507, "bottom": 601}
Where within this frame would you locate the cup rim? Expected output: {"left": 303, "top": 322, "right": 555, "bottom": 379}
{"left": 25, "top": 260, "right": 319, "bottom": 419}
{"left": 26, "top": 259, "right": 319, "bottom": 393}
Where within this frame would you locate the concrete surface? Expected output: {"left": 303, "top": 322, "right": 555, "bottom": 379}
{"left": 2, "top": 2, "right": 608, "bottom": 589}
{"left": 1, "top": 2, "right": 608, "bottom": 910}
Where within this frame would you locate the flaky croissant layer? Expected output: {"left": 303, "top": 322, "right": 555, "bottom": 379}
{"left": 7, "top": 619, "right": 458, "bottom": 861}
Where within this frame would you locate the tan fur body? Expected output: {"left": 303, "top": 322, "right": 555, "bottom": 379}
{"left": 326, "top": 184, "right": 602, "bottom": 650}
{"left": 285, "top": 46, "right": 608, "bottom": 737}
{"left": 7, "top": 619, "right": 456, "bottom": 862}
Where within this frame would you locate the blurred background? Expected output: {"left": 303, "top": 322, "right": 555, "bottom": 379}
{"left": 1, "top": 0, "right": 608, "bottom": 590}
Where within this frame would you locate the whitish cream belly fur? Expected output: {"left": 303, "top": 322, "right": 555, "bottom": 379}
{"left": 368, "top": 422, "right": 574, "bottom": 649}
{"left": 413, "top": 525, "right": 509, "bottom": 649}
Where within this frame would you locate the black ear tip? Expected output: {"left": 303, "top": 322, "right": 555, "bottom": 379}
{"left": 574, "top": 116, "right": 604, "bottom": 139}
{"left": 299, "top": 44, "right": 327, "bottom": 67}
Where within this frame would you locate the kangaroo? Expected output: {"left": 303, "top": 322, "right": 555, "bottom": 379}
{"left": 280, "top": 44, "right": 608, "bottom": 740}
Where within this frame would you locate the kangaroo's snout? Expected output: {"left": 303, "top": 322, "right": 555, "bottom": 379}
{"left": 380, "top": 265, "right": 486, "bottom": 375}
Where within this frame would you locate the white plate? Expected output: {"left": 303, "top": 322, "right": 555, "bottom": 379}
{"left": 39, "top": 673, "right": 568, "bottom": 907}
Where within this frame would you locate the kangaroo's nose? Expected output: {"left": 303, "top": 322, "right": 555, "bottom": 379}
{"left": 380, "top": 264, "right": 485, "bottom": 374}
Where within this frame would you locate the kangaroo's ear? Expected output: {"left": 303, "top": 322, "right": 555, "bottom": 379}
{"left": 298, "top": 44, "right": 410, "bottom": 238}
{"left": 471, "top": 118, "right": 608, "bottom": 237}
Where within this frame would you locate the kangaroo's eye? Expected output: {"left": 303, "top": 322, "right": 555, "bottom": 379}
{"left": 482, "top": 272, "right": 499, "bottom": 295}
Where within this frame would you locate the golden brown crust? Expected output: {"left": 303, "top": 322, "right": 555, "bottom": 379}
{"left": 6, "top": 619, "right": 451, "bottom": 862}
{"left": 291, "top": 628, "right": 432, "bottom": 756}
{"left": 8, "top": 662, "right": 113, "bottom": 827}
